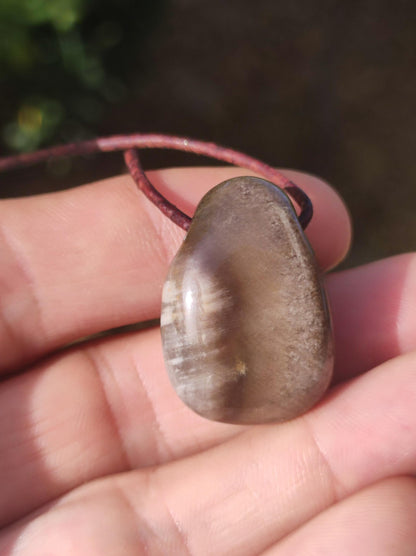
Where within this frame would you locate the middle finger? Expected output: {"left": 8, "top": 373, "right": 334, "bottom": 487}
{"left": 2, "top": 247, "right": 416, "bottom": 527}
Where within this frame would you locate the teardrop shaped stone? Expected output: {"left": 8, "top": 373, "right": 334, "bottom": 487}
{"left": 161, "top": 176, "right": 333, "bottom": 424}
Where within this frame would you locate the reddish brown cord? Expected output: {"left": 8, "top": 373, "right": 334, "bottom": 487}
{"left": 124, "top": 149, "right": 192, "bottom": 231}
{"left": 0, "top": 133, "right": 313, "bottom": 229}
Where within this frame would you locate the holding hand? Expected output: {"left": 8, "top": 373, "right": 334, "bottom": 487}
{"left": 0, "top": 167, "right": 415, "bottom": 555}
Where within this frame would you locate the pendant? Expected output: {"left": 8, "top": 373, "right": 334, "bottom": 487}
{"left": 161, "top": 176, "right": 333, "bottom": 424}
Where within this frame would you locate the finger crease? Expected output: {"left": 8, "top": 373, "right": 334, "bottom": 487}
{"left": 0, "top": 223, "right": 47, "bottom": 360}
{"left": 113, "top": 479, "right": 157, "bottom": 552}
{"left": 147, "top": 469, "right": 194, "bottom": 556}
{"left": 83, "top": 348, "right": 131, "bottom": 470}
{"left": 132, "top": 353, "right": 173, "bottom": 463}
{"left": 302, "top": 415, "right": 346, "bottom": 502}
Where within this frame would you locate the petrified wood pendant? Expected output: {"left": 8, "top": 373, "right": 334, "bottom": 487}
{"left": 161, "top": 176, "right": 333, "bottom": 424}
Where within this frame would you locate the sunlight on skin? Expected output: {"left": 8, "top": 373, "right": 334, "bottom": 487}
{"left": 0, "top": 167, "right": 415, "bottom": 554}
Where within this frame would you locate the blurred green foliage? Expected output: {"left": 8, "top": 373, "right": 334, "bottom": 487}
{"left": 0, "top": 0, "right": 86, "bottom": 34}
{"left": 0, "top": 0, "right": 164, "bottom": 152}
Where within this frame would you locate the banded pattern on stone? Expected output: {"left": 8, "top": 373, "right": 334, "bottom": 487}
{"left": 161, "top": 176, "right": 333, "bottom": 424}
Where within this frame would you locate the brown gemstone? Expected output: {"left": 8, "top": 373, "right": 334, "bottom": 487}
{"left": 161, "top": 176, "right": 333, "bottom": 424}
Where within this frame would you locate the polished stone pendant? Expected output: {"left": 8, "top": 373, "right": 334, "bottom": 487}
{"left": 161, "top": 176, "right": 333, "bottom": 424}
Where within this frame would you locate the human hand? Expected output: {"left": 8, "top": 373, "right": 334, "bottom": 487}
{"left": 0, "top": 167, "right": 415, "bottom": 555}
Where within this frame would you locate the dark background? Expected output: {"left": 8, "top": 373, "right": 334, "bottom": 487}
{"left": 0, "top": 0, "right": 415, "bottom": 268}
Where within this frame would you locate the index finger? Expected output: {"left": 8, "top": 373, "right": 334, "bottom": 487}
{"left": 0, "top": 167, "right": 351, "bottom": 373}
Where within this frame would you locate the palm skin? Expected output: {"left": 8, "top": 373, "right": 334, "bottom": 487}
{"left": 0, "top": 166, "right": 415, "bottom": 555}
